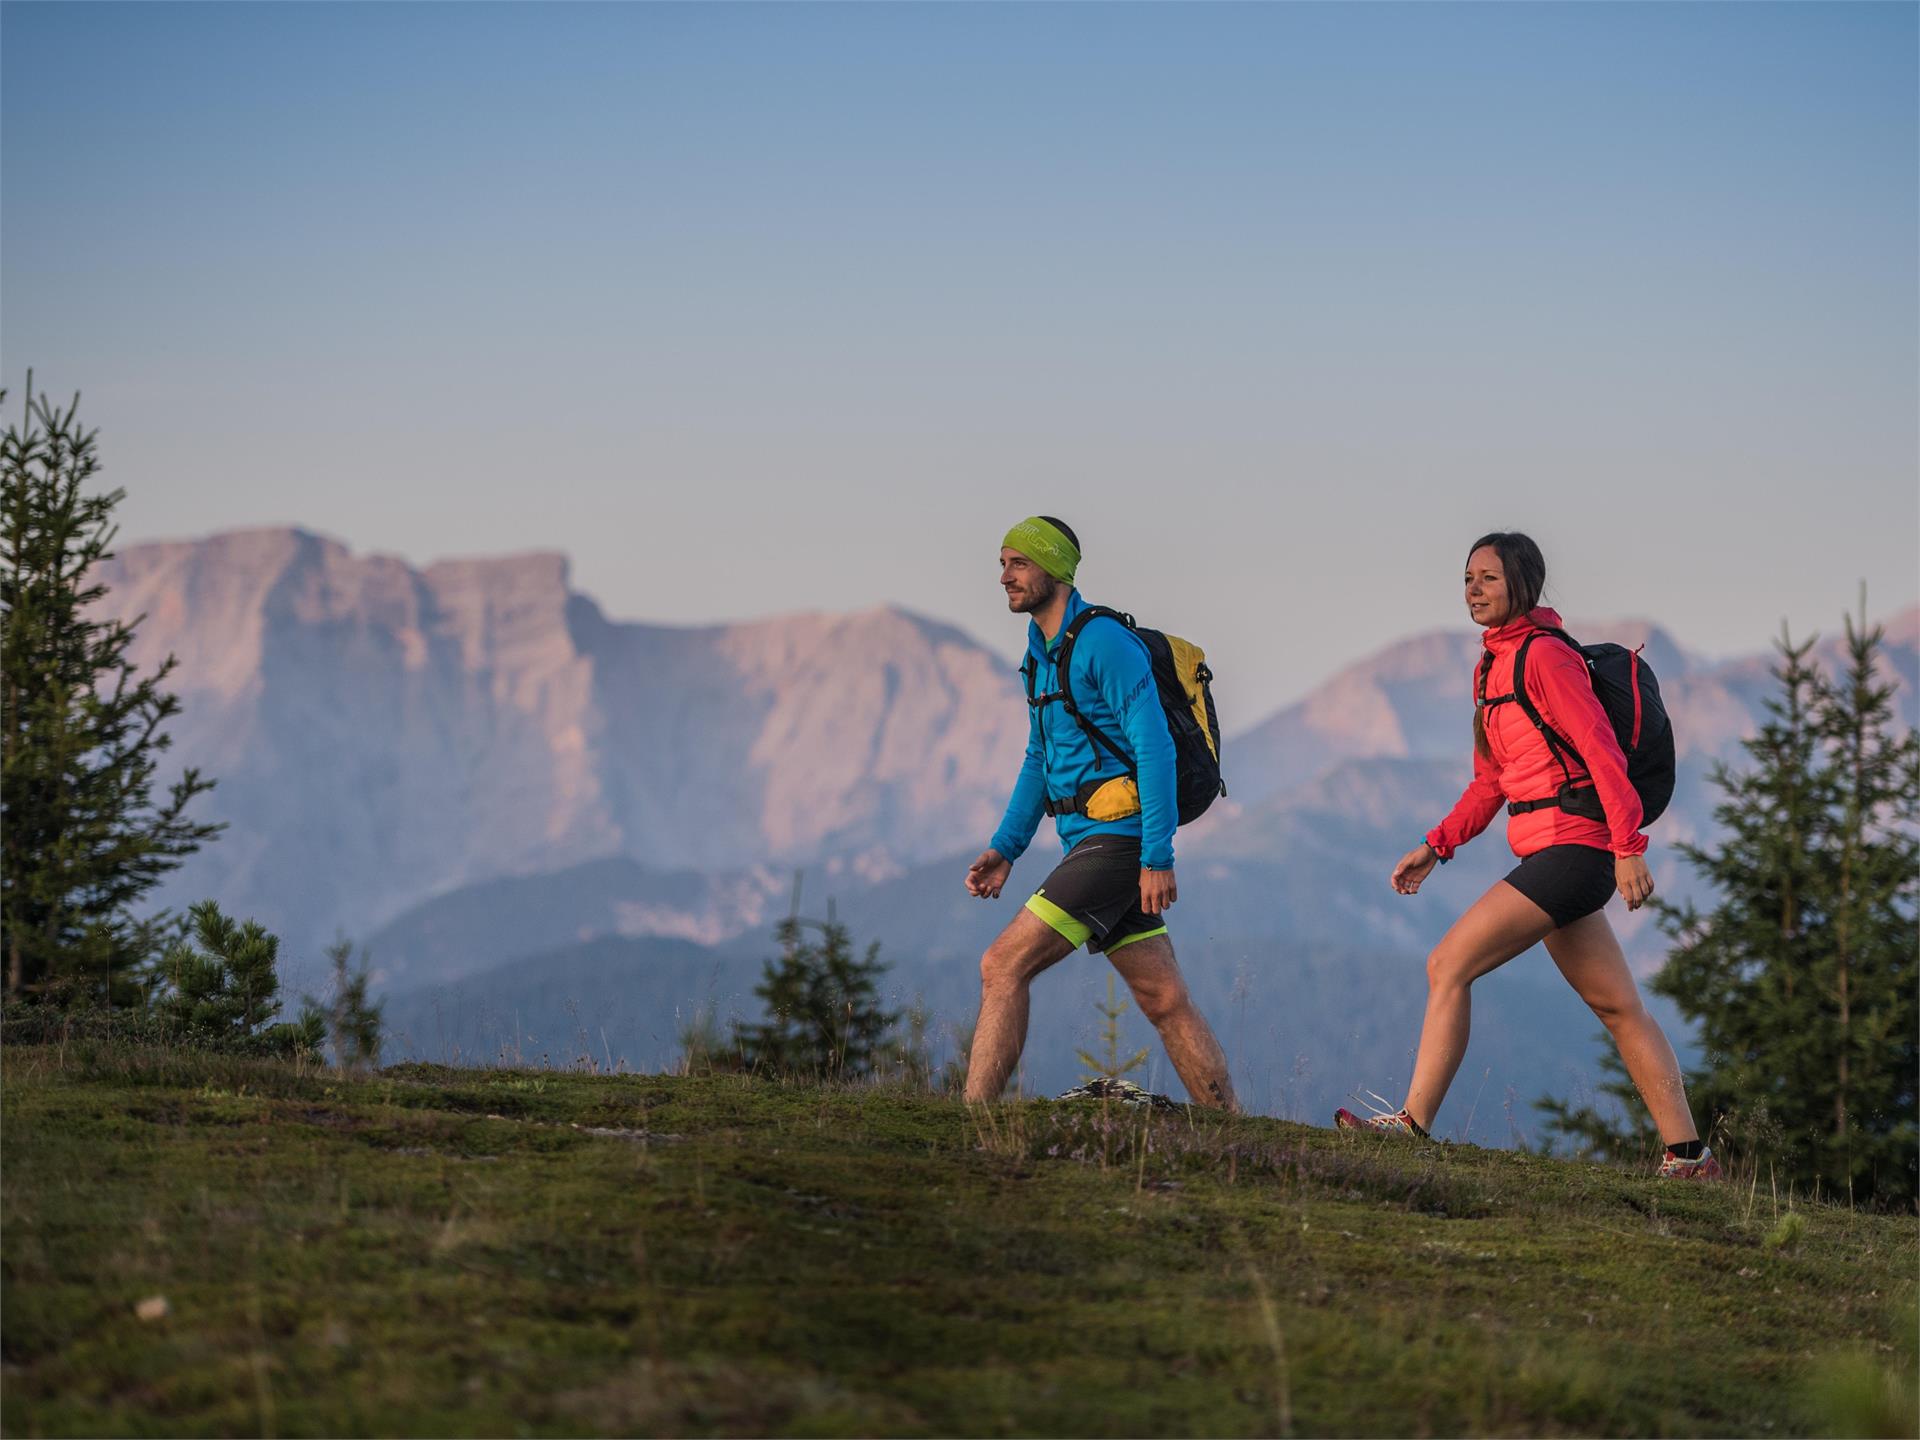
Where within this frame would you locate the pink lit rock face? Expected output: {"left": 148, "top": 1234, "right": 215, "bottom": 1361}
{"left": 1224, "top": 631, "right": 1486, "bottom": 809}
{"left": 93, "top": 528, "right": 1029, "bottom": 957}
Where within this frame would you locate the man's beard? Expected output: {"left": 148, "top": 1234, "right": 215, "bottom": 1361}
{"left": 1008, "top": 572, "right": 1058, "bottom": 614}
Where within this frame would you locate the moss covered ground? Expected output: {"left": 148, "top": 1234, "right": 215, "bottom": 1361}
{"left": 3, "top": 1044, "right": 1913, "bottom": 1437}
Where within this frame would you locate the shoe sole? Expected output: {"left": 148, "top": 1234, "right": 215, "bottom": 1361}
{"left": 1661, "top": 1164, "right": 1724, "bottom": 1181}
{"left": 1333, "top": 1107, "right": 1421, "bottom": 1137}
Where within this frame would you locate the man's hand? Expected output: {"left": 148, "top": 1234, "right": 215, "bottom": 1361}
{"left": 965, "top": 849, "right": 1012, "bottom": 899}
{"left": 1139, "top": 867, "right": 1178, "bottom": 916}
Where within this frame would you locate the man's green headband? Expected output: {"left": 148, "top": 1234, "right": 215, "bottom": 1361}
{"left": 1002, "top": 517, "right": 1080, "bottom": 584}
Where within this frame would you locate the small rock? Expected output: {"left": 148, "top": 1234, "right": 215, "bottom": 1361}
{"left": 1053, "top": 1078, "right": 1182, "bottom": 1111}
{"left": 135, "top": 1295, "right": 170, "bottom": 1322}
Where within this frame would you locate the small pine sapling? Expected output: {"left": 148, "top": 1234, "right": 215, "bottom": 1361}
{"left": 156, "top": 900, "right": 322, "bottom": 1055}
{"left": 1077, "top": 973, "right": 1149, "bottom": 1085}
{"left": 733, "top": 898, "right": 899, "bottom": 1080}
{"left": 307, "top": 936, "right": 383, "bottom": 1072}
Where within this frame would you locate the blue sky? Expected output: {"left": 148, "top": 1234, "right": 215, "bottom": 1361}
{"left": 4, "top": 2, "right": 1914, "bottom": 722}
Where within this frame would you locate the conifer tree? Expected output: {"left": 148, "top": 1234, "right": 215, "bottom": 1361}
{"left": 155, "top": 900, "right": 323, "bottom": 1055}
{"left": 1542, "top": 611, "right": 1917, "bottom": 1203}
{"left": 734, "top": 912, "right": 899, "bottom": 1080}
{"left": 1, "top": 381, "right": 221, "bottom": 1007}
{"left": 1806, "top": 603, "right": 1918, "bottom": 1198}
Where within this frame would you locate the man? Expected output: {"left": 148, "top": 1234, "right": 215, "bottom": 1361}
{"left": 963, "top": 516, "right": 1238, "bottom": 1110}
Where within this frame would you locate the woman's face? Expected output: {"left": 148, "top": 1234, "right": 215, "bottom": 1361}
{"left": 1465, "top": 546, "right": 1513, "bottom": 626}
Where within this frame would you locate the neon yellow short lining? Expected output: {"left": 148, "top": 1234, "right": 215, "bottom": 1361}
{"left": 1025, "top": 893, "right": 1091, "bottom": 947}
{"left": 1025, "top": 894, "right": 1167, "bottom": 954}
{"left": 1106, "top": 924, "right": 1168, "bottom": 954}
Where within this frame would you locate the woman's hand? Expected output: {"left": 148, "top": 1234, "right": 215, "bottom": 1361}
{"left": 1616, "top": 854, "right": 1655, "bottom": 911}
{"left": 1391, "top": 843, "right": 1439, "bottom": 895}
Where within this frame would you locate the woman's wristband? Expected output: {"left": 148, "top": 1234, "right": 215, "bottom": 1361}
{"left": 1419, "top": 839, "right": 1448, "bottom": 866}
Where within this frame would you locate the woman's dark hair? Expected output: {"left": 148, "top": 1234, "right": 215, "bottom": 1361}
{"left": 1468, "top": 531, "right": 1547, "bottom": 758}
{"left": 1467, "top": 531, "right": 1545, "bottom": 620}
{"left": 1038, "top": 516, "right": 1080, "bottom": 553}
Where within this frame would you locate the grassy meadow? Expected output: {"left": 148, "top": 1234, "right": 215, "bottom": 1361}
{"left": 2, "top": 1042, "right": 1914, "bottom": 1437}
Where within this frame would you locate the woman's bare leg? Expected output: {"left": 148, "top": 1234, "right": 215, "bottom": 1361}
{"left": 1402, "top": 881, "right": 1557, "bottom": 1131}
{"left": 1544, "top": 911, "right": 1699, "bottom": 1144}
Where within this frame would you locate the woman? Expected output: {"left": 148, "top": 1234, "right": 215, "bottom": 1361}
{"left": 1334, "top": 532, "right": 1720, "bottom": 1180}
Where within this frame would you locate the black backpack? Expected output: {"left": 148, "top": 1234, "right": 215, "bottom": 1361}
{"left": 1021, "top": 606, "right": 1227, "bottom": 827}
{"left": 1481, "top": 626, "right": 1676, "bottom": 826}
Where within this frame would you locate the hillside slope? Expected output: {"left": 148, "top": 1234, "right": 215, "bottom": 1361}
{"left": 5, "top": 1047, "right": 1910, "bottom": 1437}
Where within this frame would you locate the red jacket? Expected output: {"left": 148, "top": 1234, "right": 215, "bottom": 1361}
{"left": 1425, "top": 607, "right": 1648, "bottom": 861}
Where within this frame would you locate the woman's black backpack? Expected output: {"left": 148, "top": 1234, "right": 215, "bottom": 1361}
{"left": 1499, "top": 626, "right": 1676, "bottom": 826}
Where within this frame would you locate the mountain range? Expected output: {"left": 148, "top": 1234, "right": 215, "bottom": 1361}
{"left": 96, "top": 527, "right": 1916, "bottom": 1137}
{"left": 96, "top": 527, "right": 1029, "bottom": 952}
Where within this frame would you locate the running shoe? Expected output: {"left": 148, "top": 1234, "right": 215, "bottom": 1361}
{"left": 1333, "top": 1094, "right": 1431, "bottom": 1139}
{"left": 1657, "top": 1147, "right": 1723, "bottom": 1181}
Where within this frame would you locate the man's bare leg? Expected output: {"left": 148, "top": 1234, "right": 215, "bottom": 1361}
{"left": 1107, "top": 934, "right": 1239, "bottom": 1112}
{"left": 965, "top": 908, "right": 1076, "bottom": 1102}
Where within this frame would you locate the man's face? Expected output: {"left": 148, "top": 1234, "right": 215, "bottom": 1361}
{"left": 1000, "top": 547, "right": 1057, "bottom": 614}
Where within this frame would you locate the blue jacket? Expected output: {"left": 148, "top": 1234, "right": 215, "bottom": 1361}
{"left": 989, "top": 589, "right": 1178, "bottom": 871}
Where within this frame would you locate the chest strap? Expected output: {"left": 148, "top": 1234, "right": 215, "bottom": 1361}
{"left": 1508, "top": 786, "right": 1605, "bottom": 821}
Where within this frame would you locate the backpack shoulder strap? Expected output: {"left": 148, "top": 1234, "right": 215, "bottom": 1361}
{"left": 1511, "top": 630, "right": 1587, "bottom": 788}
{"left": 1475, "top": 648, "right": 1503, "bottom": 709}
{"left": 1053, "top": 606, "right": 1138, "bottom": 776}
{"left": 1054, "top": 606, "right": 1131, "bottom": 671}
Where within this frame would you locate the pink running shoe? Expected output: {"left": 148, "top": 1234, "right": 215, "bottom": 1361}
{"left": 1657, "top": 1147, "right": 1723, "bottom": 1181}
{"left": 1333, "top": 1100, "right": 1430, "bottom": 1139}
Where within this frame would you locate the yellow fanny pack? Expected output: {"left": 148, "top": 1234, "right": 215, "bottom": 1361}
{"left": 1080, "top": 775, "right": 1142, "bottom": 822}
{"left": 1043, "top": 774, "right": 1143, "bottom": 821}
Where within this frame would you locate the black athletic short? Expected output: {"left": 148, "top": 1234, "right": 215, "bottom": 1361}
{"left": 1504, "top": 844, "right": 1617, "bottom": 928}
{"left": 1024, "top": 835, "right": 1168, "bottom": 956}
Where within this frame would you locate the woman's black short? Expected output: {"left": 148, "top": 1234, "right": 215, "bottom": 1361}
{"left": 1503, "top": 844, "right": 1617, "bottom": 929}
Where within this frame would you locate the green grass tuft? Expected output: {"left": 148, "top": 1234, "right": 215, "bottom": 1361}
{"left": 1764, "top": 1210, "right": 1810, "bottom": 1252}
